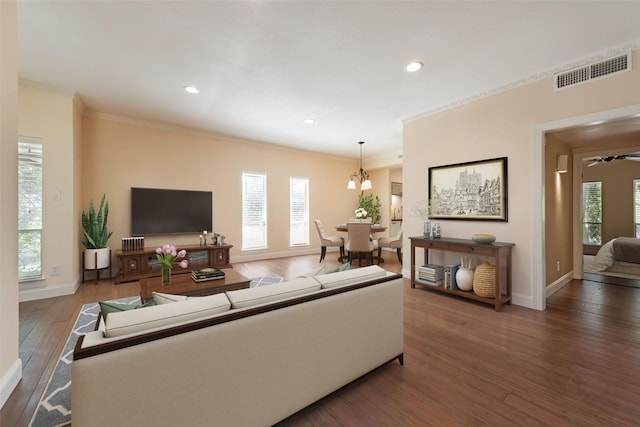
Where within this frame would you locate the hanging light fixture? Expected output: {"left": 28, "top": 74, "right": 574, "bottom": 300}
{"left": 347, "top": 141, "right": 372, "bottom": 190}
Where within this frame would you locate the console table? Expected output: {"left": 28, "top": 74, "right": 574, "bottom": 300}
{"left": 410, "top": 236, "right": 514, "bottom": 311}
{"left": 115, "top": 244, "right": 232, "bottom": 284}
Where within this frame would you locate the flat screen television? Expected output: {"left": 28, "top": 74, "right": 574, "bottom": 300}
{"left": 131, "top": 187, "right": 212, "bottom": 236}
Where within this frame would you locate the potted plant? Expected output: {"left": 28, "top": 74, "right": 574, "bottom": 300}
{"left": 357, "top": 191, "right": 381, "bottom": 224}
{"left": 82, "top": 194, "right": 113, "bottom": 269}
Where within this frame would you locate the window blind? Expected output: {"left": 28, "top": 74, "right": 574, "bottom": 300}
{"left": 242, "top": 171, "right": 267, "bottom": 249}
{"left": 18, "top": 139, "right": 43, "bottom": 279}
{"left": 582, "top": 181, "right": 602, "bottom": 244}
{"left": 634, "top": 179, "right": 640, "bottom": 238}
{"left": 290, "top": 177, "right": 309, "bottom": 246}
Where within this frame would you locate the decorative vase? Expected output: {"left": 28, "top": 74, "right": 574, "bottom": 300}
{"left": 161, "top": 265, "right": 172, "bottom": 286}
{"left": 456, "top": 267, "right": 474, "bottom": 291}
{"left": 432, "top": 223, "right": 442, "bottom": 238}
{"left": 423, "top": 221, "right": 431, "bottom": 238}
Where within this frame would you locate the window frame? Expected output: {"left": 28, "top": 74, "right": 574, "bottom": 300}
{"left": 18, "top": 137, "right": 43, "bottom": 281}
{"left": 582, "top": 181, "right": 602, "bottom": 245}
{"left": 289, "top": 176, "right": 309, "bottom": 246}
{"left": 634, "top": 179, "right": 640, "bottom": 238}
{"left": 241, "top": 171, "right": 267, "bottom": 250}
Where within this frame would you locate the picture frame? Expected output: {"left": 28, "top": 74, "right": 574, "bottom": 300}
{"left": 428, "top": 156, "right": 508, "bottom": 221}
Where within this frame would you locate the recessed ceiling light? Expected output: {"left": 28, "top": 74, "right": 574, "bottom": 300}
{"left": 405, "top": 61, "right": 423, "bottom": 72}
{"left": 303, "top": 118, "right": 315, "bottom": 124}
{"left": 183, "top": 85, "right": 199, "bottom": 94}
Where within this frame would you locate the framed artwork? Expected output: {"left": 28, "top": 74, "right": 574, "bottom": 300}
{"left": 428, "top": 156, "right": 508, "bottom": 221}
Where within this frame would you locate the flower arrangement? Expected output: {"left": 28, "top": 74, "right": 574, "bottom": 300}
{"left": 156, "top": 244, "right": 188, "bottom": 285}
{"left": 411, "top": 199, "right": 431, "bottom": 220}
{"left": 354, "top": 207, "right": 368, "bottom": 219}
{"left": 357, "top": 191, "right": 381, "bottom": 223}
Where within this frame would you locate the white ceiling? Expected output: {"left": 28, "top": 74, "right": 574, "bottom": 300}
{"left": 16, "top": 1, "right": 640, "bottom": 159}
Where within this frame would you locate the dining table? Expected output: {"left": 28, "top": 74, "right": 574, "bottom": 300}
{"left": 335, "top": 223, "right": 388, "bottom": 263}
{"left": 334, "top": 223, "right": 387, "bottom": 233}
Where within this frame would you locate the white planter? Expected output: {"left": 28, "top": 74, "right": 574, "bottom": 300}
{"left": 455, "top": 267, "right": 474, "bottom": 291}
{"left": 84, "top": 247, "right": 110, "bottom": 269}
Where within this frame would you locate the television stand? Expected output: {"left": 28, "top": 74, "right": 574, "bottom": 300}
{"left": 115, "top": 244, "right": 232, "bottom": 284}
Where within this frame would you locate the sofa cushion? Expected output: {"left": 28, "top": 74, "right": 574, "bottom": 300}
{"left": 104, "top": 293, "right": 231, "bottom": 338}
{"left": 226, "top": 277, "right": 321, "bottom": 309}
{"left": 99, "top": 299, "right": 157, "bottom": 320}
{"left": 152, "top": 291, "right": 190, "bottom": 304}
{"left": 314, "top": 265, "right": 387, "bottom": 289}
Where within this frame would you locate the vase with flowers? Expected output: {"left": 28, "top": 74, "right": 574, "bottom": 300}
{"left": 354, "top": 207, "right": 368, "bottom": 220}
{"left": 156, "top": 244, "right": 189, "bottom": 286}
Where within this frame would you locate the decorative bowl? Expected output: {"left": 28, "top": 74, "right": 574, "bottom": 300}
{"left": 472, "top": 233, "right": 496, "bottom": 244}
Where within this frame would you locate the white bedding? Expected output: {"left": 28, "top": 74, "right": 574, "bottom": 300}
{"left": 584, "top": 238, "right": 640, "bottom": 276}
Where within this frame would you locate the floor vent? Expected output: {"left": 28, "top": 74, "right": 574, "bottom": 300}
{"left": 554, "top": 53, "right": 631, "bottom": 90}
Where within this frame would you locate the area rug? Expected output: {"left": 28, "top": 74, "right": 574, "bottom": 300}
{"left": 29, "top": 296, "right": 140, "bottom": 427}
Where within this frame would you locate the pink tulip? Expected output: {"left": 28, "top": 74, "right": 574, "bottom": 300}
{"left": 179, "top": 260, "right": 188, "bottom": 269}
{"left": 177, "top": 250, "right": 187, "bottom": 258}
{"left": 155, "top": 247, "right": 162, "bottom": 254}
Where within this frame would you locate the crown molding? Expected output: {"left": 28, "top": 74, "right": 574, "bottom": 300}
{"left": 404, "top": 41, "right": 640, "bottom": 124}
{"left": 18, "top": 79, "right": 75, "bottom": 97}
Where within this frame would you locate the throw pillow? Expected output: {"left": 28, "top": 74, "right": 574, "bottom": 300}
{"left": 152, "top": 291, "right": 190, "bottom": 304}
{"left": 589, "top": 239, "right": 616, "bottom": 272}
{"left": 249, "top": 275, "right": 286, "bottom": 288}
{"left": 99, "top": 299, "right": 156, "bottom": 320}
{"left": 296, "top": 266, "right": 326, "bottom": 278}
{"left": 323, "top": 262, "right": 351, "bottom": 274}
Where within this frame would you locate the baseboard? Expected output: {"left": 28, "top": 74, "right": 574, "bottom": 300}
{"left": 19, "top": 280, "right": 80, "bottom": 302}
{"left": 0, "top": 359, "right": 22, "bottom": 410}
{"left": 233, "top": 247, "right": 325, "bottom": 263}
{"left": 546, "top": 271, "right": 573, "bottom": 298}
{"left": 511, "top": 292, "right": 537, "bottom": 310}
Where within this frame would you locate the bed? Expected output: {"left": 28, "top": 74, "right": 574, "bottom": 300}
{"left": 584, "top": 237, "right": 640, "bottom": 277}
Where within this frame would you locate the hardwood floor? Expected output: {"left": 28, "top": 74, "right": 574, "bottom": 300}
{"left": 3, "top": 252, "right": 640, "bottom": 426}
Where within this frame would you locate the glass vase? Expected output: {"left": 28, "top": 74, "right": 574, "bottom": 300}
{"left": 161, "top": 265, "right": 172, "bottom": 286}
{"left": 423, "top": 221, "right": 431, "bottom": 238}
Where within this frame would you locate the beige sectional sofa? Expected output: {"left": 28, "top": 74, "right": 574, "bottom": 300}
{"left": 72, "top": 265, "right": 404, "bottom": 426}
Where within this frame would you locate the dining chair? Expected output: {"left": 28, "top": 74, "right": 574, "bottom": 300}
{"left": 345, "top": 222, "right": 378, "bottom": 266}
{"left": 377, "top": 229, "right": 403, "bottom": 264}
{"left": 314, "top": 219, "right": 345, "bottom": 262}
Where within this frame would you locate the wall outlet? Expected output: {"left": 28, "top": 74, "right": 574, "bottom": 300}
{"left": 556, "top": 261, "right": 560, "bottom": 272}
{"left": 51, "top": 264, "right": 60, "bottom": 275}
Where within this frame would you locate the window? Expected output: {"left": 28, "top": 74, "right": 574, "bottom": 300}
{"left": 634, "top": 179, "right": 640, "bottom": 238}
{"left": 290, "top": 177, "right": 309, "bottom": 246}
{"left": 582, "top": 181, "right": 602, "bottom": 244}
{"left": 242, "top": 171, "right": 267, "bottom": 249}
{"left": 18, "top": 138, "right": 43, "bottom": 279}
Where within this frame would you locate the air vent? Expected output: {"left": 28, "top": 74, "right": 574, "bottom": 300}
{"left": 554, "top": 53, "right": 631, "bottom": 90}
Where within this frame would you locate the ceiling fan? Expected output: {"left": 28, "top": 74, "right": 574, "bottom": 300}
{"left": 585, "top": 153, "right": 640, "bottom": 167}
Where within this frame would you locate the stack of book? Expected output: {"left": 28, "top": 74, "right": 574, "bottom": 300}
{"left": 191, "top": 267, "right": 225, "bottom": 282}
{"left": 418, "top": 264, "right": 444, "bottom": 285}
{"left": 444, "top": 263, "right": 460, "bottom": 290}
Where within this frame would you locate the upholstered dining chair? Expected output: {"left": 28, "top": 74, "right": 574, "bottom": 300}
{"left": 345, "top": 222, "right": 378, "bottom": 266}
{"left": 377, "top": 229, "right": 403, "bottom": 264}
{"left": 314, "top": 219, "right": 345, "bottom": 262}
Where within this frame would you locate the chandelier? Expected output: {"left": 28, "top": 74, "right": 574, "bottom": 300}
{"left": 347, "top": 141, "right": 372, "bottom": 190}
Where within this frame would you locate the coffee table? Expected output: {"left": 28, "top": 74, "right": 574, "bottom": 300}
{"left": 139, "top": 269, "right": 250, "bottom": 303}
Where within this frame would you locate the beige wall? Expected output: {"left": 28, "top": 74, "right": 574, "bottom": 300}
{"left": 583, "top": 156, "right": 640, "bottom": 243}
{"left": 18, "top": 85, "right": 80, "bottom": 300}
{"left": 0, "top": 0, "right": 20, "bottom": 409}
{"left": 544, "top": 135, "right": 572, "bottom": 285}
{"left": 81, "top": 114, "right": 361, "bottom": 261}
{"left": 403, "top": 50, "right": 640, "bottom": 309}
